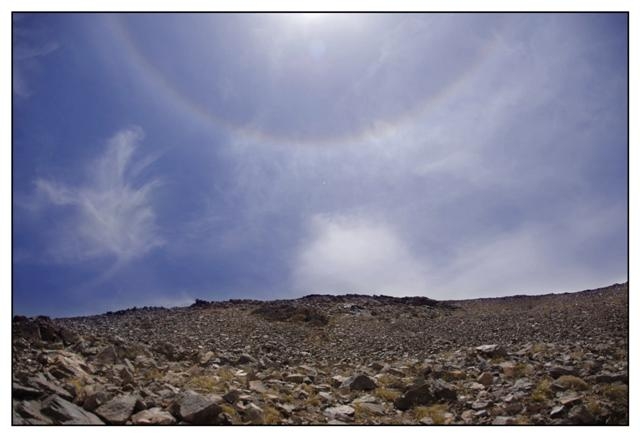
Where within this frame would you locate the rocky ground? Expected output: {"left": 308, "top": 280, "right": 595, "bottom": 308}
{"left": 12, "top": 282, "right": 628, "bottom": 425}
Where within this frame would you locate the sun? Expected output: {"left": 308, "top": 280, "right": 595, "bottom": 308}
{"left": 295, "top": 13, "right": 328, "bottom": 23}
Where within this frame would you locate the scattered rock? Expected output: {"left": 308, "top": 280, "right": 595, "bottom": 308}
{"left": 41, "top": 395, "right": 104, "bottom": 424}
{"left": 236, "top": 353, "right": 257, "bottom": 365}
{"left": 170, "top": 390, "right": 223, "bottom": 424}
{"left": 475, "top": 344, "right": 505, "bottom": 358}
{"left": 477, "top": 372, "right": 494, "bottom": 387}
{"left": 550, "top": 405, "right": 565, "bottom": 418}
{"left": 323, "top": 405, "right": 355, "bottom": 421}
{"left": 243, "top": 402, "right": 264, "bottom": 424}
{"left": 394, "top": 380, "right": 457, "bottom": 410}
{"left": 285, "top": 373, "right": 306, "bottom": 384}
{"left": 94, "top": 394, "right": 139, "bottom": 424}
{"left": 549, "top": 365, "right": 577, "bottom": 378}
{"left": 95, "top": 345, "right": 118, "bottom": 365}
{"left": 13, "top": 382, "right": 42, "bottom": 400}
{"left": 131, "top": 407, "right": 176, "bottom": 425}
{"left": 340, "top": 374, "right": 377, "bottom": 391}
{"left": 11, "top": 282, "right": 628, "bottom": 425}
{"left": 356, "top": 402, "right": 385, "bottom": 416}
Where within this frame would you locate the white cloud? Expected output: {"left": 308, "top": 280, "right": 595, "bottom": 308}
{"left": 13, "top": 26, "right": 59, "bottom": 98}
{"left": 292, "top": 214, "right": 429, "bottom": 296}
{"left": 35, "top": 127, "right": 163, "bottom": 263}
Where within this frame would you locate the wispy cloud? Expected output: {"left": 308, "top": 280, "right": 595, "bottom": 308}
{"left": 34, "top": 127, "right": 164, "bottom": 263}
{"left": 13, "top": 15, "right": 59, "bottom": 98}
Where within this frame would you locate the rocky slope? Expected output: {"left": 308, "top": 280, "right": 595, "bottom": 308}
{"left": 12, "top": 282, "right": 628, "bottom": 425}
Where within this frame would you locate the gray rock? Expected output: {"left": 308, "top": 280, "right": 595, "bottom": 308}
{"left": 249, "top": 380, "right": 267, "bottom": 393}
{"left": 223, "top": 390, "right": 240, "bottom": 404}
{"left": 199, "top": 351, "right": 215, "bottom": 366}
{"left": 559, "top": 394, "right": 583, "bottom": 407}
{"left": 41, "top": 394, "right": 104, "bottom": 424}
{"left": 94, "top": 394, "right": 138, "bottom": 424}
{"left": 549, "top": 366, "right": 577, "bottom": 378}
{"left": 14, "top": 400, "right": 53, "bottom": 424}
{"left": 394, "top": 380, "right": 457, "bottom": 411}
{"left": 567, "top": 405, "right": 595, "bottom": 424}
{"left": 356, "top": 402, "right": 385, "bottom": 416}
{"left": 592, "top": 372, "right": 628, "bottom": 384}
{"left": 323, "top": 405, "right": 355, "bottom": 421}
{"left": 492, "top": 416, "right": 515, "bottom": 425}
{"left": 236, "top": 353, "right": 257, "bottom": 365}
{"left": 550, "top": 405, "right": 565, "bottom": 418}
{"left": 170, "top": 390, "right": 223, "bottom": 424}
{"left": 131, "top": 407, "right": 176, "bottom": 425}
{"left": 243, "top": 402, "right": 264, "bottom": 424}
{"left": 82, "top": 391, "right": 112, "bottom": 412}
{"left": 331, "top": 375, "right": 347, "bottom": 388}
{"left": 120, "top": 367, "right": 135, "bottom": 385}
{"left": 475, "top": 344, "right": 506, "bottom": 358}
{"left": 477, "top": 372, "right": 494, "bottom": 387}
{"left": 13, "top": 382, "right": 42, "bottom": 400}
{"left": 471, "top": 400, "right": 491, "bottom": 410}
{"left": 285, "top": 373, "right": 306, "bottom": 384}
{"left": 95, "top": 345, "right": 118, "bottom": 365}
{"left": 340, "top": 374, "right": 377, "bottom": 391}
{"left": 27, "top": 375, "right": 73, "bottom": 400}
{"left": 58, "top": 327, "right": 81, "bottom": 345}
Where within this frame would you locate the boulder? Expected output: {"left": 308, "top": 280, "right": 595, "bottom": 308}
{"left": 170, "top": 390, "right": 223, "bottom": 424}
{"left": 340, "top": 374, "right": 377, "bottom": 391}
{"left": 82, "top": 391, "right": 112, "bottom": 412}
{"left": 394, "top": 380, "right": 457, "bottom": 411}
{"left": 41, "top": 394, "right": 104, "bottom": 424}
{"left": 27, "top": 375, "right": 73, "bottom": 400}
{"left": 94, "top": 394, "right": 139, "bottom": 424}
{"left": 95, "top": 345, "right": 118, "bottom": 365}
{"left": 14, "top": 400, "right": 53, "bottom": 424}
{"left": 13, "top": 382, "right": 43, "bottom": 400}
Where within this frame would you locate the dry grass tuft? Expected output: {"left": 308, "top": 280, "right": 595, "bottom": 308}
{"left": 413, "top": 404, "right": 448, "bottom": 424}
{"left": 530, "top": 378, "right": 552, "bottom": 402}
{"left": 556, "top": 375, "right": 589, "bottom": 391}
{"left": 600, "top": 384, "right": 627, "bottom": 403}
{"left": 263, "top": 406, "right": 281, "bottom": 424}
{"left": 374, "top": 387, "right": 401, "bottom": 402}
{"left": 186, "top": 375, "right": 218, "bottom": 392}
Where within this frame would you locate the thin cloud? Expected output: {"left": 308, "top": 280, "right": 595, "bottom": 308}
{"left": 13, "top": 14, "right": 60, "bottom": 98}
{"left": 293, "top": 214, "right": 429, "bottom": 296}
{"left": 34, "top": 127, "right": 164, "bottom": 263}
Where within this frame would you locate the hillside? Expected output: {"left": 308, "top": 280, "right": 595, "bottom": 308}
{"left": 12, "top": 282, "right": 628, "bottom": 425}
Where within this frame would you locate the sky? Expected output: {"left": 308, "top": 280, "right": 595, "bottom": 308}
{"left": 12, "top": 13, "right": 628, "bottom": 317}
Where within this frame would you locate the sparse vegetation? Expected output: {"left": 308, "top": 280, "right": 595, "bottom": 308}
{"left": 12, "top": 282, "right": 628, "bottom": 425}
{"left": 186, "top": 375, "right": 218, "bottom": 393}
{"left": 374, "top": 387, "right": 401, "bottom": 402}
{"left": 530, "top": 378, "right": 552, "bottom": 402}
{"left": 263, "top": 406, "right": 281, "bottom": 424}
{"left": 555, "top": 375, "right": 589, "bottom": 391}
{"left": 413, "top": 404, "right": 448, "bottom": 424}
{"left": 600, "top": 384, "right": 627, "bottom": 403}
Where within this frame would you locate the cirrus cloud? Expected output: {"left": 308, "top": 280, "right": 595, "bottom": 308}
{"left": 34, "top": 127, "right": 164, "bottom": 263}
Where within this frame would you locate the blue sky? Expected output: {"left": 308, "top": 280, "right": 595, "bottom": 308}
{"left": 13, "top": 13, "right": 628, "bottom": 317}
